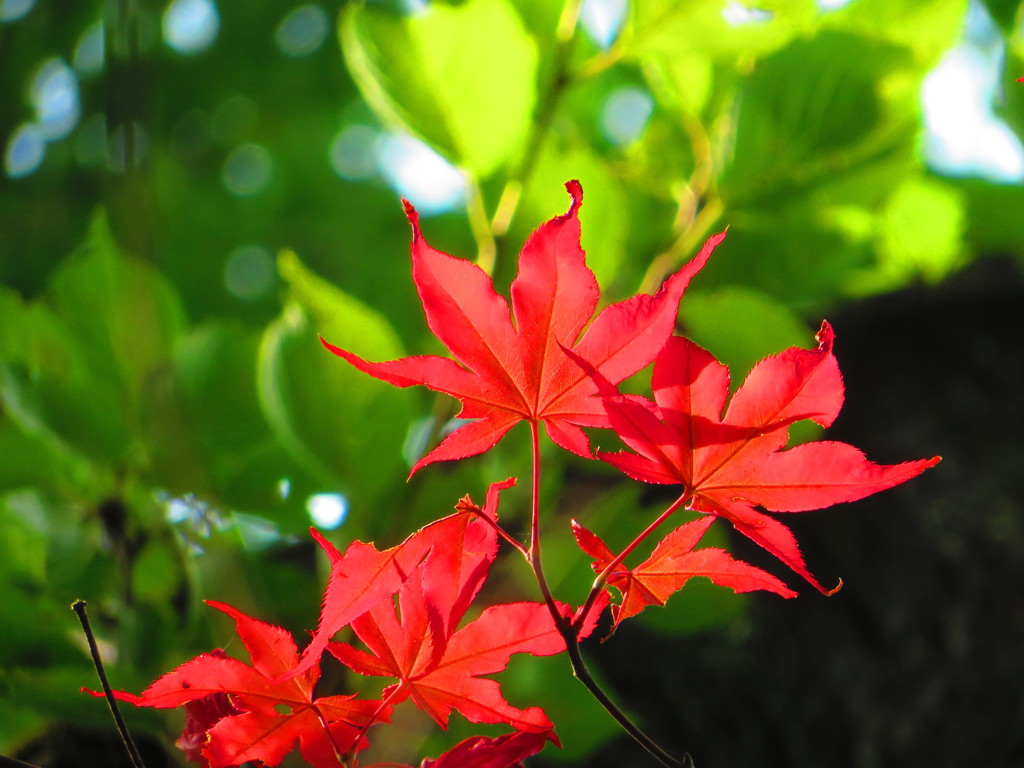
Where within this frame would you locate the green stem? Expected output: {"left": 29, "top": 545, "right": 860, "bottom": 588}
{"left": 638, "top": 194, "right": 724, "bottom": 297}
{"left": 492, "top": 0, "right": 585, "bottom": 242}
{"left": 460, "top": 499, "right": 531, "bottom": 559}
{"left": 466, "top": 178, "right": 497, "bottom": 274}
{"left": 71, "top": 600, "right": 147, "bottom": 768}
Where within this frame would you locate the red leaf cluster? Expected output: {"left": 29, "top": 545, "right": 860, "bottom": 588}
{"left": 86, "top": 602, "right": 386, "bottom": 767}
{"left": 91, "top": 481, "right": 583, "bottom": 767}
{"left": 88, "top": 181, "right": 939, "bottom": 768}
{"left": 571, "top": 327, "right": 939, "bottom": 595}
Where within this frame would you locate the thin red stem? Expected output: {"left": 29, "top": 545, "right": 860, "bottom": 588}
{"left": 460, "top": 500, "right": 530, "bottom": 559}
{"left": 312, "top": 703, "right": 349, "bottom": 766}
{"left": 342, "top": 688, "right": 402, "bottom": 763}
{"left": 527, "top": 421, "right": 569, "bottom": 626}
{"left": 574, "top": 491, "right": 693, "bottom": 632}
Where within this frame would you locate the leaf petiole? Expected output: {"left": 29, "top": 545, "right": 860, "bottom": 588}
{"left": 456, "top": 495, "right": 530, "bottom": 559}
{"left": 573, "top": 491, "right": 694, "bottom": 632}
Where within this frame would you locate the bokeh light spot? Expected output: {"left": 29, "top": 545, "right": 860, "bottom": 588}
{"left": 224, "top": 245, "right": 274, "bottom": 300}
{"left": 275, "top": 5, "right": 329, "bottom": 57}
{"left": 74, "top": 22, "right": 105, "bottom": 75}
{"left": 921, "top": 4, "right": 1024, "bottom": 184}
{"left": 581, "top": 0, "right": 626, "bottom": 49}
{"left": 222, "top": 143, "right": 273, "bottom": 196}
{"left": 31, "top": 58, "right": 80, "bottom": 141}
{"left": 163, "top": 0, "right": 220, "bottom": 55}
{"left": 4, "top": 123, "right": 45, "bottom": 178}
{"left": 0, "top": 0, "right": 35, "bottom": 21}
{"left": 375, "top": 133, "right": 464, "bottom": 215}
{"left": 306, "top": 493, "right": 348, "bottom": 529}
{"left": 722, "top": 1, "right": 772, "bottom": 24}
{"left": 330, "top": 124, "right": 378, "bottom": 180}
{"left": 601, "top": 86, "right": 654, "bottom": 145}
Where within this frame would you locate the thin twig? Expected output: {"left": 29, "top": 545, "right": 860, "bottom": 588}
{"left": 526, "top": 422, "right": 571, "bottom": 623}
{"left": 456, "top": 498, "right": 531, "bottom": 559}
{"left": 466, "top": 178, "right": 497, "bottom": 274}
{"left": 0, "top": 755, "right": 44, "bottom": 768}
{"left": 71, "top": 600, "right": 147, "bottom": 768}
{"left": 560, "top": 630, "right": 694, "bottom": 768}
{"left": 525, "top": 425, "right": 692, "bottom": 768}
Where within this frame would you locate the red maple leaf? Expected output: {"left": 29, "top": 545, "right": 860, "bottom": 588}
{"left": 322, "top": 180, "right": 725, "bottom": 474}
{"left": 294, "top": 479, "right": 511, "bottom": 678}
{"left": 573, "top": 516, "right": 796, "bottom": 629}
{"left": 572, "top": 323, "right": 940, "bottom": 593}
{"left": 175, "top": 688, "right": 241, "bottom": 765}
{"left": 326, "top": 481, "right": 597, "bottom": 733}
{"left": 417, "top": 729, "right": 554, "bottom": 768}
{"left": 86, "top": 602, "right": 389, "bottom": 767}
{"left": 358, "top": 730, "right": 553, "bottom": 768}
{"left": 329, "top": 574, "right": 586, "bottom": 733}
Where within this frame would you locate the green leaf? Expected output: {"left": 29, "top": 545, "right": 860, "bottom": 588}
{"left": 1, "top": 212, "right": 186, "bottom": 470}
{"left": 978, "top": 0, "right": 1022, "bottom": 35}
{"left": 822, "top": 0, "right": 968, "bottom": 64}
{"left": 131, "top": 540, "right": 182, "bottom": 602}
{"left": 48, "top": 210, "right": 186, "bottom": 406}
{"left": 341, "top": 0, "right": 538, "bottom": 177}
{"left": 624, "top": 0, "right": 818, "bottom": 63}
{"left": 144, "top": 322, "right": 312, "bottom": 527}
{"left": 0, "top": 495, "right": 48, "bottom": 585}
{"left": 679, "top": 286, "right": 814, "bottom": 382}
{"left": 846, "top": 175, "right": 966, "bottom": 295}
{"left": 957, "top": 177, "right": 1024, "bottom": 262}
{"left": 723, "top": 31, "right": 918, "bottom": 207}
{"left": 257, "top": 251, "right": 414, "bottom": 515}
{"left": 0, "top": 288, "right": 126, "bottom": 469}
{"left": 0, "top": 410, "right": 79, "bottom": 493}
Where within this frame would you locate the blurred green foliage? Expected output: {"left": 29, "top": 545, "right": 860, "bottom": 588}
{"left": 1, "top": 0, "right": 1023, "bottom": 764}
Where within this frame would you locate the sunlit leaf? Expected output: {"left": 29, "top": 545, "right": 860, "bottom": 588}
{"left": 822, "top": 0, "right": 968, "bottom": 64}
{"left": 341, "top": 0, "right": 538, "bottom": 177}
{"left": 623, "top": 0, "right": 817, "bottom": 63}
{"left": 846, "top": 175, "right": 966, "bottom": 294}
{"left": 723, "top": 31, "right": 918, "bottom": 206}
